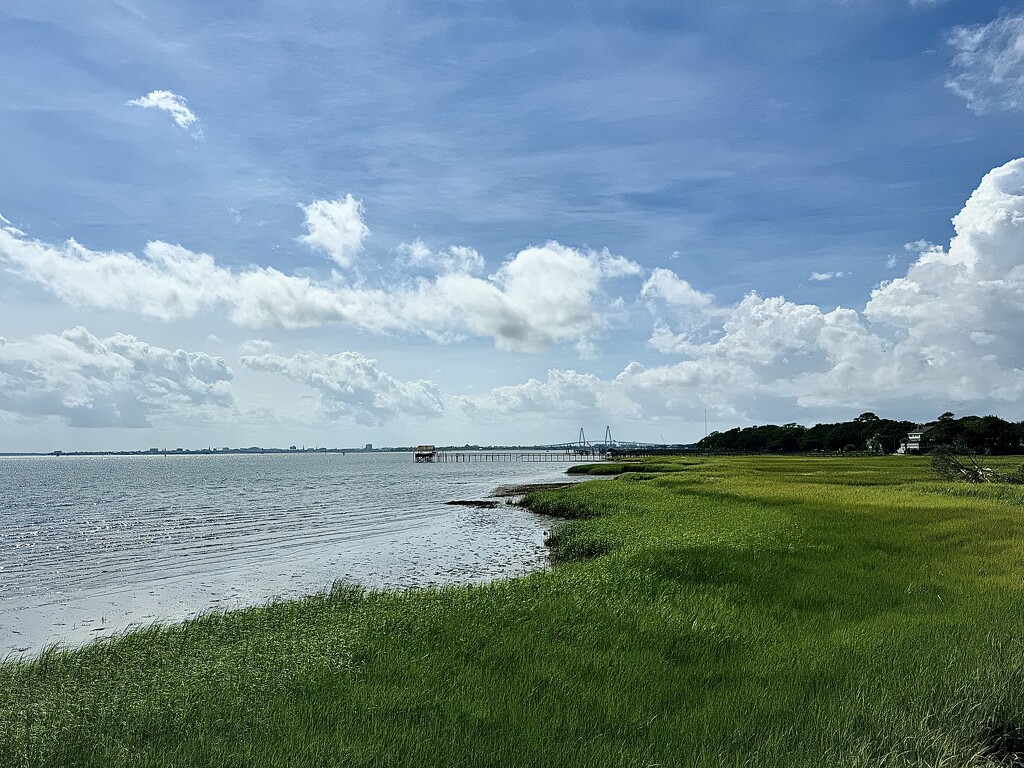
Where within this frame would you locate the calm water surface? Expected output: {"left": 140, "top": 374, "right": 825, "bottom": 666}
{"left": 0, "top": 452, "right": 575, "bottom": 658}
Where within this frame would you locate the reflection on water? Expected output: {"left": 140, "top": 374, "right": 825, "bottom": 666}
{"left": 0, "top": 452, "right": 571, "bottom": 658}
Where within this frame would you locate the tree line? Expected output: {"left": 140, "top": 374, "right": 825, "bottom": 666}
{"left": 695, "top": 412, "right": 1024, "bottom": 455}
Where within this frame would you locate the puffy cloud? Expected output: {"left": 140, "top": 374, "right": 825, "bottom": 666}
{"left": 465, "top": 369, "right": 629, "bottom": 418}
{"left": 866, "top": 164, "right": 1024, "bottom": 333}
{"left": 240, "top": 348, "right": 443, "bottom": 425}
{"left": 126, "top": 90, "right": 201, "bottom": 136}
{"left": 632, "top": 290, "right": 889, "bottom": 421}
{"left": 904, "top": 239, "right": 936, "bottom": 253}
{"left": 859, "top": 157, "right": 1024, "bottom": 402}
{"left": 641, "top": 268, "right": 719, "bottom": 356}
{"left": 612, "top": 360, "right": 753, "bottom": 421}
{"left": 397, "top": 239, "right": 484, "bottom": 275}
{"left": 297, "top": 196, "right": 370, "bottom": 267}
{"left": 946, "top": 14, "right": 1024, "bottom": 113}
{"left": 641, "top": 268, "right": 715, "bottom": 310}
{"left": 638, "top": 159, "right": 1024, "bottom": 417}
{"left": 887, "top": 241, "right": 932, "bottom": 269}
{"left": 436, "top": 242, "right": 641, "bottom": 351}
{"left": 0, "top": 327, "right": 234, "bottom": 427}
{"left": 0, "top": 237, "right": 233, "bottom": 320}
{"left": 0, "top": 225, "right": 639, "bottom": 352}
{"left": 663, "top": 293, "right": 878, "bottom": 368}
{"left": 459, "top": 358, "right": 749, "bottom": 425}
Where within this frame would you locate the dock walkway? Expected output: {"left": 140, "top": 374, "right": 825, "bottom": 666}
{"left": 426, "top": 451, "right": 603, "bottom": 463}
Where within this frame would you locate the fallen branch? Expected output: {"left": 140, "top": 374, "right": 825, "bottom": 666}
{"left": 930, "top": 447, "right": 1024, "bottom": 484}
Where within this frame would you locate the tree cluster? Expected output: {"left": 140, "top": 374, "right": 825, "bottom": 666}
{"left": 696, "top": 412, "right": 1024, "bottom": 455}
{"left": 924, "top": 412, "right": 1023, "bottom": 455}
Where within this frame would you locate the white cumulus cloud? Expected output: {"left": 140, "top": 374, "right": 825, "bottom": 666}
{"left": 0, "top": 327, "right": 234, "bottom": 428}
{"left": 860, "top": 156, "right": 1024, "bottom": 403}
{"left": 240, "top": 348, "right": 443, "bottom": 425}
{"left": 463, "top": 369, "right": 624, "bottom": 418}
{"left": 641, "top": 268, "right": 715, "bottom": 309}
{"left": 436, "top": 242, "right": 641, "bottom": 351}
{"left": 297, "top": 196, "right": 371, "bottom": 268}
{"left": 127, "top": 90, "right": 202, "bottom": 136}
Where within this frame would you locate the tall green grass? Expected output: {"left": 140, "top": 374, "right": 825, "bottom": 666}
{"left": 3, "top": 456, "right": 1024, "bottom": 767}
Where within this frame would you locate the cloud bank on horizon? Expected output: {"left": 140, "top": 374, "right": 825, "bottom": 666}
{"left": 0, "top": 327, "right": 232, "bottom": 428}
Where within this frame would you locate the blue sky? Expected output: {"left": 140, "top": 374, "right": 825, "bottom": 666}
{"left": 2, "top": 0, "right": 1024, "bottom": 451}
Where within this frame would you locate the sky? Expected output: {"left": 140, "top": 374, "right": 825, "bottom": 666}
{"left": 2, "top": 0, "right": 1024, "bottom": 451}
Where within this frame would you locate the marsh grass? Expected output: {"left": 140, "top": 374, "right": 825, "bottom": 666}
{"left": 3, "top": 456, "right": 1024, "bottom": 766}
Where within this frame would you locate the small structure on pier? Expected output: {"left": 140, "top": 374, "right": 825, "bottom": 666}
{"left": 414, "top": 444, "right": 437, "bottom": 463}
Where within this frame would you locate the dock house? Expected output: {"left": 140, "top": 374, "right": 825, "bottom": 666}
{"left": 414, "top": 444, "right": 437, "bottom": 463}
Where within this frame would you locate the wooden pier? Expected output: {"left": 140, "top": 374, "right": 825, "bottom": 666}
{"left": 413, "top": 427, "right": 675, "bottom": 464}
{"left": 433, "top": 451, "right": 603, "bottom": 463}
{"left": 436, "top": 450, "right": 602, "bottom": 462}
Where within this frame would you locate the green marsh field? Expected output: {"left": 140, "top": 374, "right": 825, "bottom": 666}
{"left": 3, "top": 456, "right": 1024, "bottom": 767}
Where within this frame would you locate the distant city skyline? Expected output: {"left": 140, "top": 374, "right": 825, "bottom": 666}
{"left": 3, "top": 2, "right": 1024, "bottom": 452}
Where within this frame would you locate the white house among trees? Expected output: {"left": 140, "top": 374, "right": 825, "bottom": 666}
{"left": 896, "top": 425, "right": 937, "bottom": 454}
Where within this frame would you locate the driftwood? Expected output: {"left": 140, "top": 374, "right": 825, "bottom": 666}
{"left": 930, "top": 448, "right": 1024, "bottom": 484}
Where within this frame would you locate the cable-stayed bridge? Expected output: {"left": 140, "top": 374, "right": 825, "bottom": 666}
{"left": 543, "top": 427, "right": 672, "bottom": 454}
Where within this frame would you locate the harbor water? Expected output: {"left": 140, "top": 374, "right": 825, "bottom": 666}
{"left": 0, "top": 452, "right": 574, "bottom": 658}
